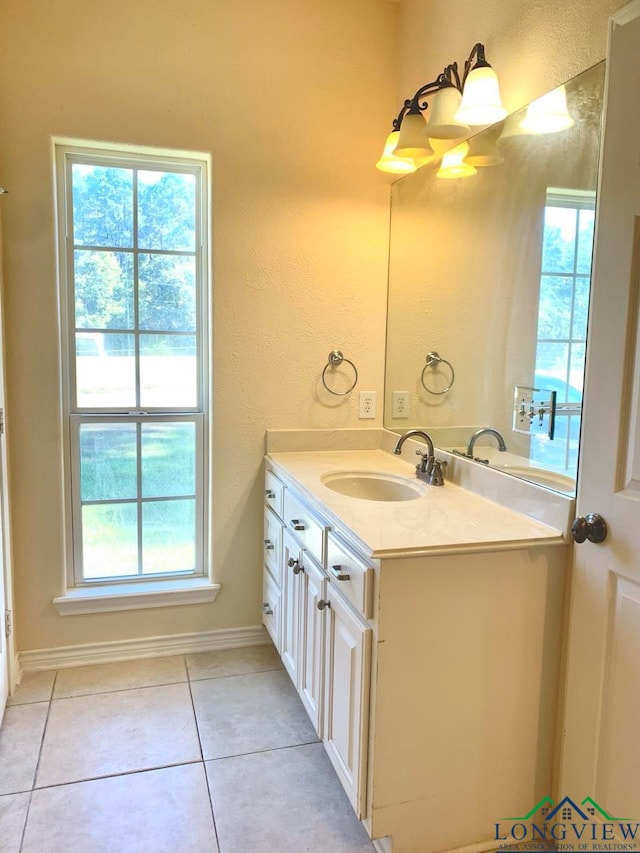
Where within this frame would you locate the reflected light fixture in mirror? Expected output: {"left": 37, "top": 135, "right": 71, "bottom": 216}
{"left": 376, "top": 42, "right": 505, "bottom": 173}
{"left": 463, "top": 131, "right": 504, "bottom": 167}
{"left": 497, "top": 112, "right": 534, "bottom": 145}
{"left": 436, "top": 142, "right": 477, "bottom": 178}
{"left": 520, "top": 85, "right": 574, "bottom": 133}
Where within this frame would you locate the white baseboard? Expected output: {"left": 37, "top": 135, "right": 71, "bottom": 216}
{"left": 19, "top": 624, "right": 270, "bottom": 672}
{"left": 371, "top": 837, "right": 497, "bottom": 853}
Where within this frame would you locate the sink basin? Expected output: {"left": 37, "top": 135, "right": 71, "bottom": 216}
{"left": 321, "top": 471, "right": 425, "bottom": 502}
{"left": 498, "top": 465, "right": 575, "bottom": 492}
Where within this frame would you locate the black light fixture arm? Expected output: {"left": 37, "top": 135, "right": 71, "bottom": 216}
{"left": 390, "top": 43, "right": 488, "bottom": 131}
{"left": 461, "top": 42, "right": 489, "bottom": 86}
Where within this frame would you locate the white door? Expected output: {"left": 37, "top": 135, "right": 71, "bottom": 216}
{"left": 560, "top": 1, "right": 640, "bottom": 816}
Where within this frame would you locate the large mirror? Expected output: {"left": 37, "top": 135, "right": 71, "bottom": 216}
{"left": 384, "top": 62, "right": 605, "bottom": 495}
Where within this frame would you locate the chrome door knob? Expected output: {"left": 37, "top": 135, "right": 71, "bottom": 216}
{"left": 571, "top": 513, "right": 608, "bottom": 544}
{"left": 317, "top": 599, "right": 330, "bottom": 611}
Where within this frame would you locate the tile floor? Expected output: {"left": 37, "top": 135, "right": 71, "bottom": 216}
{"left": 0, "top": 644, "right": 376, "bottom": 852}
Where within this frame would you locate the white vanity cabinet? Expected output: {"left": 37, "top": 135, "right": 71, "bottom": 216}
{"left": 264, "top": 453, "right": 570, "bottom": 853}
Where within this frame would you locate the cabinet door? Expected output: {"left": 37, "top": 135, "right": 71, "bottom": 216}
{"left": 262, "top": 570, "right": 281, "bottom": 652}
{"left": 281, "top": 530, "right": 302, "bottom": 686}
{"left": 263, "top": 506, "right": 283, "bottom": 585}
{"left": 299, "top": 556, "right": 326, "bottom": 736}
{"left": 322, "top": 588, "right": 371, "bottom": 819}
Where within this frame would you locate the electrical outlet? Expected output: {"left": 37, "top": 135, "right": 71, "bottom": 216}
{"left": 358, "top": 391, "right": 376, "bottom": 419}
{"left": 392, "top": 391, "right": 410, "bottom": 418}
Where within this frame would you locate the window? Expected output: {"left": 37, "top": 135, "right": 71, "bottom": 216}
{"left": 55, "top": 142, "right": 210, "bottom": 594}
{"left": 532, "top": 189, "right": 595, "bottom": 473}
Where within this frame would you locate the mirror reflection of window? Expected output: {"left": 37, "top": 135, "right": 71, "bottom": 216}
{"left": 532, "top": 188, "right": 596, "bottom": 474}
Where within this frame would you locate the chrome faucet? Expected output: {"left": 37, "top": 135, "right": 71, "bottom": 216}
{"left": 393, "top": 429, "right": 445, "bottom": 486}
{"left": 465, "top": 427, "right": 507, "bottom": 458}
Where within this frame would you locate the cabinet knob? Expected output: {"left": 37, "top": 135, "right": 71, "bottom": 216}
{"left": 263, "top": 539, "right": 274, "bottom": 550}
{"left": 331, "top": 564, "right": 350, "bottom": 581}
{"left": 290, "top": 519, "right": 306, "bottom": 531}
{"left": 262, "top": 603, "right": 273, "bottom": 615}
{"left": 265, "top": 490, "right": 275, "bottom": 499}
{"left": 288, "top": 556, "right": 304, "bottom": 575}
{"left": 317, "top": 599, "right": 331, "bottom": 611}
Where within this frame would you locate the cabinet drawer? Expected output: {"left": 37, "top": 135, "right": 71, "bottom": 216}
{"left": 262, "top": 570, "right": 281, "bottom": 652}
{"left": 326, "top": 533, "right": 374, "bottom": 620}
{"left": 265, "top": 469, "right": 285, "bottom": 518}
{"left": 263, "top": 507, "right": 283, "bottom": 585}
{"left": 283, "top": 490, "right": 325, "bottom": 566}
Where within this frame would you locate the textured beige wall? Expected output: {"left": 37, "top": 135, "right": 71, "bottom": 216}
{"left": 0, "top": 0, "right": 396, "bottom": 651}
{"left": 397, "top": 0, "right": 627, "bottom": 114}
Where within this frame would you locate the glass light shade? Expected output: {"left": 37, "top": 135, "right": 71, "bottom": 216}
{"left": 463, "top": 134, "right": 504, "bottom": 167}
{"left": 376, "top": 131, "right": 418, "bottom": 174}
{"left": 425, "top": 87, "right": 471, "bottom": 139}
{"left": 393, "top": 113, "right": 433, "bottom": 158}
{"left": 455, "top": 65, "right": 507, "bottom": 125}
{"left": 436, "top": 142, "right": 477, "bottom": 179}
{"left": 520, "top": 85, "right": 574, "bottom": 134}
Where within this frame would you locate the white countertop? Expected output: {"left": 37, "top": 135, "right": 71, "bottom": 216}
{"left": 267, "top": 448, "right": 565, "bottom": 559}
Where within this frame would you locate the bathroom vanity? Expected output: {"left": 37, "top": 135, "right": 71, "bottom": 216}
{"left": 262, "top": 430, "right": 571, "bottom": 853}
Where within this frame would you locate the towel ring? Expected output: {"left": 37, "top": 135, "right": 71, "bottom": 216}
{"left": 322, "top": 350, "right": 358, "bottom": 396}
{"left": 421, "top": 351, "right": 455, "bottom": 395}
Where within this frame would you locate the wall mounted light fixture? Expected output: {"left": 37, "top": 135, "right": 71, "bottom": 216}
{"left": 376, "top": 43, "right": 506, "bottom": 175}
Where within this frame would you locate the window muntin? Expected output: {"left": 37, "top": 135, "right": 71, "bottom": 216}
{"left": 532, "top": 190, "right": 595, "bottom": 472}
{"left": 58, "top": 145, "right": 208, "bottom": 586}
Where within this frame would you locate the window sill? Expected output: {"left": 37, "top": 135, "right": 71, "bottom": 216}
{"left": 53, "top": 578, "right": 220, "bottom": 616}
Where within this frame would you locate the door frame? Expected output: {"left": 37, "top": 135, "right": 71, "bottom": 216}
{"left": 0, "top": 208, "right": 18, "bottom": 708}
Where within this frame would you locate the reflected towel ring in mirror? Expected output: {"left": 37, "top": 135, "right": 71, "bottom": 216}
{"left": 421, "top": 351, "right": 455, "bottom": 395}
{"left": 322, "top": 350, "right": 359, "bottom": 396}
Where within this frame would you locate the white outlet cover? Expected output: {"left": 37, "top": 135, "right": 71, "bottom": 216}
{"left": 392, "top": 391, "right": 410, "bottom": 418}
{"left": 358, "top": 391, "right": 376, "bottom": 419}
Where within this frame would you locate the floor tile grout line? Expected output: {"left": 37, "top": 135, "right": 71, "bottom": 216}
{"left": 29, "top": 671, "right": 57, "bottom": 789}
{"left": 186, "top": 658, "right": 222, "bottom": 852}
{"left": 49, "top": 677, "right": 190, "bottom": 702}
{"left": 203, "top": 738, "right": 323, "bottom": 764}
{"left": 187, "top": 665, "right": 285, "bottom": 684}
{"left": 30, "top": 758, "right": 204, "bottom": 792}
{"left": 17, "top": 789, "right": 34, "bottom": 853}
{"left": 19, "top": 670, "right": 59, "bottom": 852}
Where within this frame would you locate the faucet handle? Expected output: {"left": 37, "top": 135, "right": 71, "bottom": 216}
{"left": 429, "top": 459, "right": 446, "bottom": 486}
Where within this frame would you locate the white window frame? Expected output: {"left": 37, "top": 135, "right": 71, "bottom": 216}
{"left": 53, "top": 139, "right": 218, "bottom": 614}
